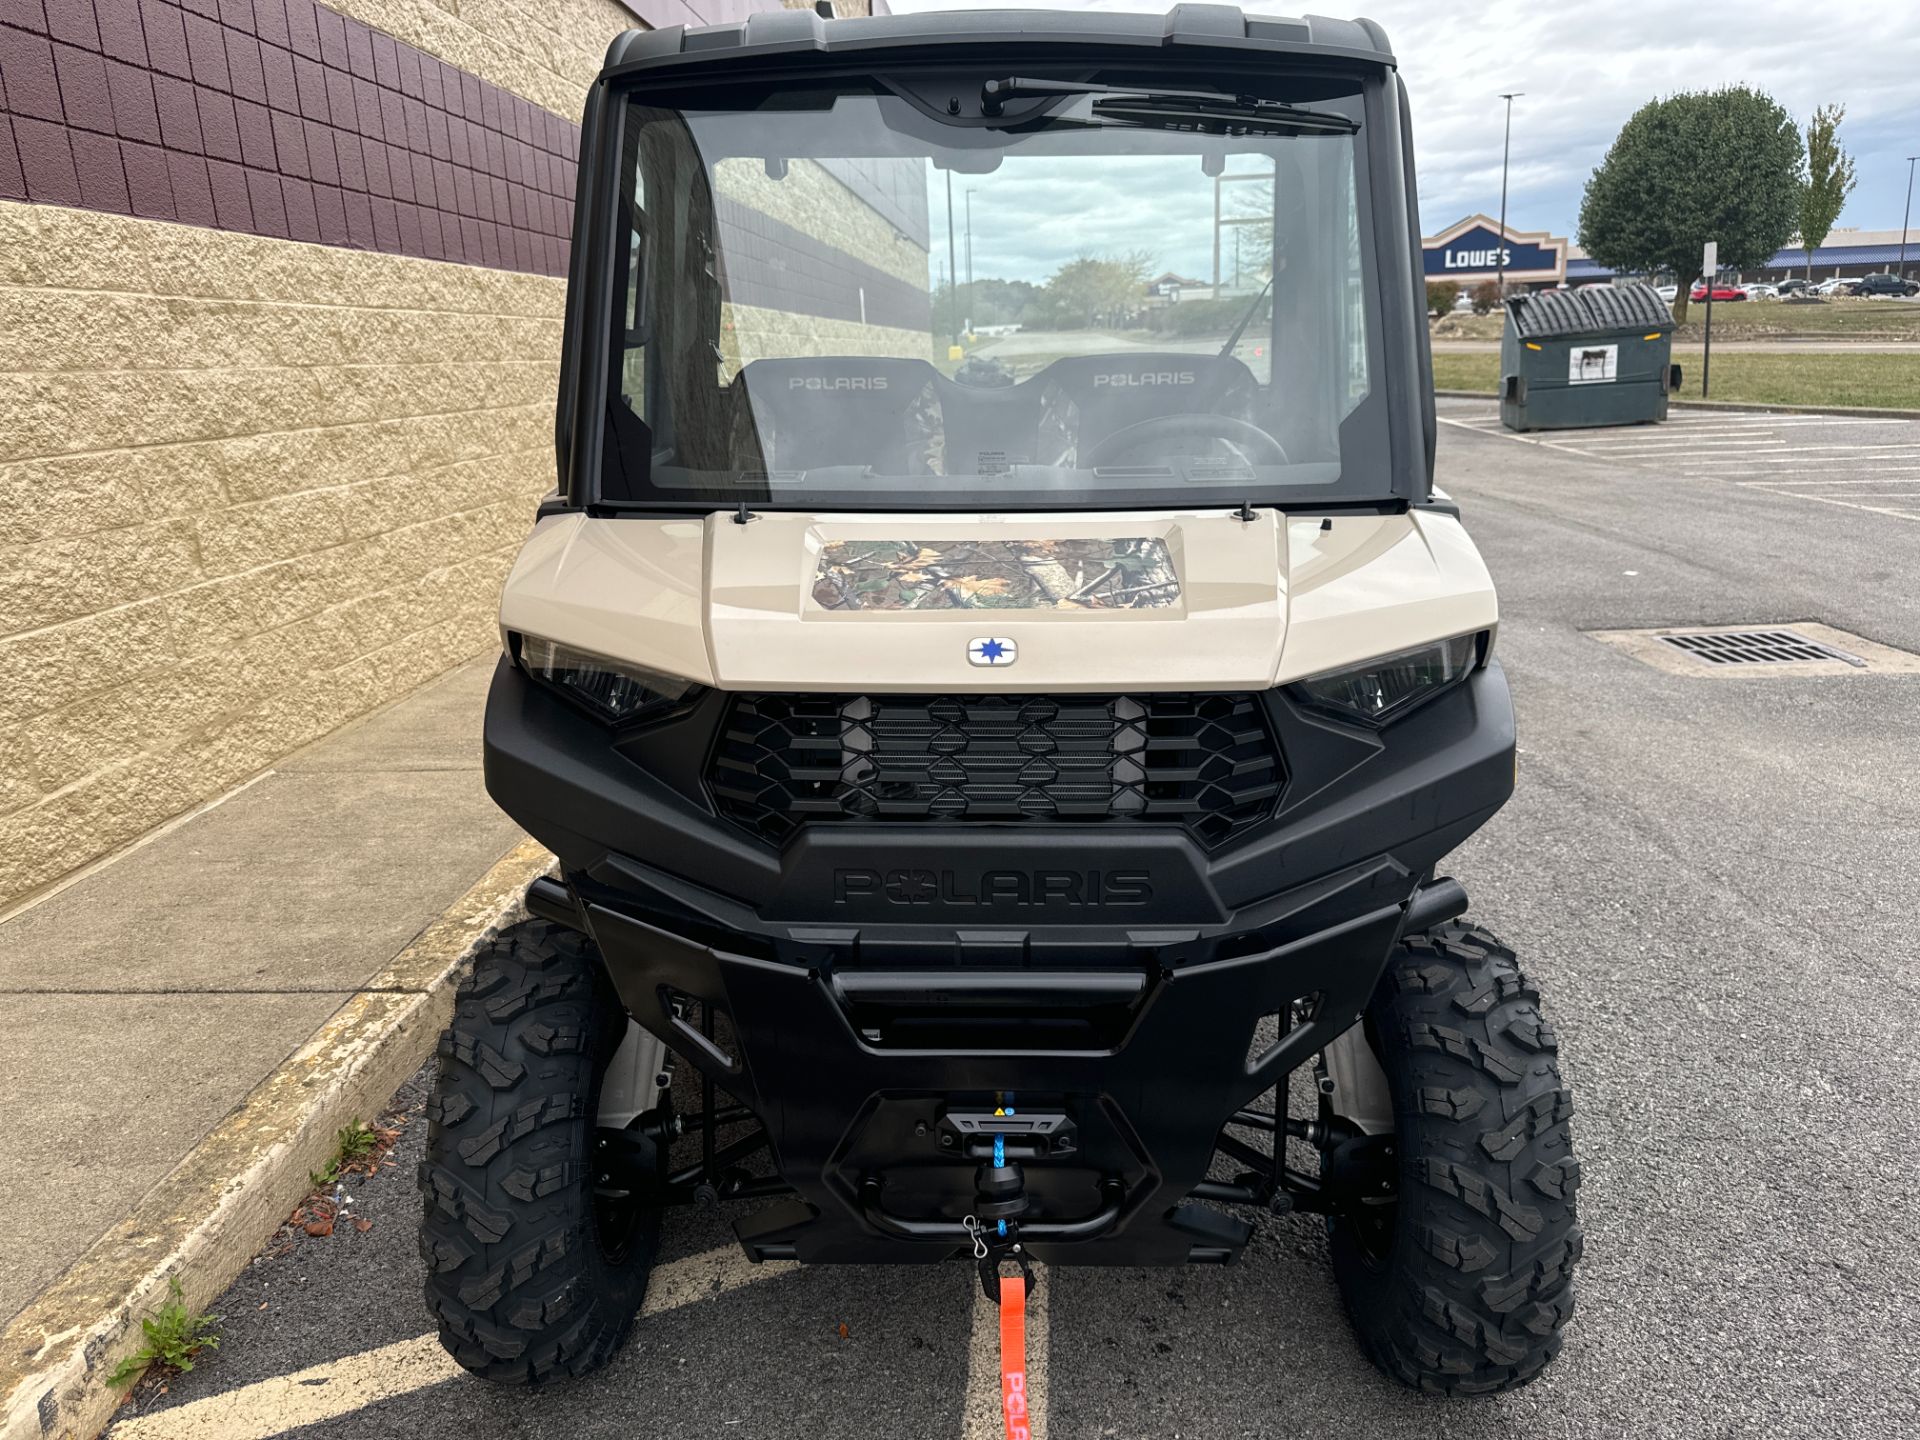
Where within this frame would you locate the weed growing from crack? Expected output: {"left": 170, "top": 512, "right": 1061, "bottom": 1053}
{"left": 108, "top": 1277, "right": 220, "bottom": 1388}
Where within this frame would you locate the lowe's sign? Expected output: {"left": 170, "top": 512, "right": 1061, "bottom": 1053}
{"left": 1423, "top": 216, "right": 1567, "bottom": 284}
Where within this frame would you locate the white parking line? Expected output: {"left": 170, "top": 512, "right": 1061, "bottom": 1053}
{"left": 110, "top": 1245, "right": 795, "bottom": 1440}
{"left": 1743, "top": 480, "right": 1920, "bottom": 491}
{"left": 1435, "top": 416, "right": 1581, "bottom": 451}
{"left": 638, "top": 1242, "right": 798, "bottom": 1313}
{"left": 1565, "top": 435, "right": 1788, "bottom": 447}
{"left": 1581, "top": 446, "right": 1801, "bottom": 459}
{"left": 110, "top": 1334, "right": 461, "bottom": 1440}
{"left": 1438, "top": 410, "right": 1920, "bottom": 526}
{"left": 1571, "top": 442, "right": 1798, "bottom": 455}
{"left": 1656, "top": 442, "right": 1920, "bottom": 459}
{"left": 1768, "top": 490, "right": 1920, "bottom": 500}
{"left": 1673, "top": 452, "right": 1920, "bottom": 468}
{"left": 1632, "top": 441, "right": 1920, "bottom": 457}
{"left": 1751, "top": 493, "right": 1920, "bottom": 521}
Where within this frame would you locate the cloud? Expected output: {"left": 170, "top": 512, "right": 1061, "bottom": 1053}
{"left": 889, "top": 0, "right": 1920, "bottom": 248}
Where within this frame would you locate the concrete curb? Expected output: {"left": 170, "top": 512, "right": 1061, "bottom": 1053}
{"left": 1668, "top": 397, "right": 1920, "bottom": 420}
{"left": 0, "top": 839, "right": 553, "bottom": 1440}
{"left": 1434, "top": 387, "right": 1920, "bottom": 421}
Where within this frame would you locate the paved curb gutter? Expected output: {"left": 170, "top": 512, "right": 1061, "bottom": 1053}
{"left": 0, "top": 839, "right": 553, "bottom": 1440}
{"left": 1434, "top": 387, "right": 1920, "bottom": 421}
{"left": 1668, "top": 397, "right": 1920, "bottom": 420}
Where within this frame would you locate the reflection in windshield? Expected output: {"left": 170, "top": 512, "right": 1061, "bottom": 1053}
{"left": 903, "top": 154, "right": 1281, "bottom": 386}
{"left": 603, "top": 84, "right": 1383, "bottom": 511}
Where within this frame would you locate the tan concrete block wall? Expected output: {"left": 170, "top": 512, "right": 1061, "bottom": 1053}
{"left": 0, "top": 200, "right": 564, "bottom": 909}
{"left": 0, "top": 1, "right": 896, "bottom": 912}
{"left": 722, "top": 303, "right": 927, "bottom": 370}
{"left": 713, "top": 157, "right": 933, "bottom": 370}
{"left": 319, "top": 0, "right": 879, "bottom": 120}
{"left": 321, "top": 0, "right": 637, "bottom": 119}
{"left": 715, "top": 159, "right": 931, "bottom": 289}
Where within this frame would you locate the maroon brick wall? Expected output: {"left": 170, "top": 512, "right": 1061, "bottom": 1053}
{"left": 0, "top": 0, "right": 583, "bottom": 274}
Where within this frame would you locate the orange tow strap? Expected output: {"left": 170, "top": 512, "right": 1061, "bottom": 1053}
{"left": 999, "top": 1275, "right": 1030, "bottom": 1440}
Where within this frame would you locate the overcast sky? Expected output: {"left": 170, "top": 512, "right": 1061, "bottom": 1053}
{"left": 891, "top": 0, "right": 1920, "bottom": 278}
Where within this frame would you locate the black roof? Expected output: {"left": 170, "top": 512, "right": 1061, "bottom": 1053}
{"left": 1507, "top": 284, "right": 1675, "bottom": 340}
{"left": 604, "top": 6, "right": 1395, "bottom": 77}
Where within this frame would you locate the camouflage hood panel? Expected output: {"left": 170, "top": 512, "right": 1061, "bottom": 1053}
{"left": 811, "top": 538, "right": 1180, "bottom": 610}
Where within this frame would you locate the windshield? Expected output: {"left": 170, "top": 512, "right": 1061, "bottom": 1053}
{"left": 598, "top": 73, "right": 1388, "bottom": 512}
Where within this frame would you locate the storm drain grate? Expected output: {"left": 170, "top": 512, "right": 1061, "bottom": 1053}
{"left": 1658, "top": 629, "right": 1867, "bottom": 668}
{"left": 1588, "top": 622, "right": 1920, "bottom": 677}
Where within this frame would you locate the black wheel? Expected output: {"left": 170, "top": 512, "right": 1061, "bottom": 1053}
{"left": 419, "top": 918, "right": 662, "bottom": 1383}
{"left": 1328, "top": 921, "right": 1581, "bottom": 1395}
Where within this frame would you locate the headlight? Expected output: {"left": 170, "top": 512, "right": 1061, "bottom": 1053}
{"left": 513, "top": 633, "right": 699, "bottom": 723}
{"left": 1290, "top": 632, "right": 1483, "bottom": 724}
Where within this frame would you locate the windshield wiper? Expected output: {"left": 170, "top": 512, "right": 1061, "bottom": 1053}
{"left": 1217, "top": 275, "right": 1275, "bottom": 358}
{"left": 979, "top": 78, "right": 1359, "bottom": 134}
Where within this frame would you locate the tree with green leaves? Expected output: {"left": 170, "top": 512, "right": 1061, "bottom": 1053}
{"left": 1223, "top": 169, "right": 1275, "bottom": 285}
{"left": 1797, "top": 103, "right": 1857, "bottom": 282}
{"left": 1038, "top": 251, "right": 1154, "bottom": 329}
{"left": 1577, "top": 87, "right": 1803, "bottom": 322}
{"left": 932, "top": 276, "right": 1042, "bottom": 333}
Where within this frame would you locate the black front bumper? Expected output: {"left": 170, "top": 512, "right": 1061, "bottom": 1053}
{"left": 484, "top": 658, "right": 1515, "bottom": 1265}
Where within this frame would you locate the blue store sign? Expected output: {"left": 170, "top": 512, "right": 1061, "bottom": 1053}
{"left": 1423, "top": 216, "right": 1566, "bottom": 282}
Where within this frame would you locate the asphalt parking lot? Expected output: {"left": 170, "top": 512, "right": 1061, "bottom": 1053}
{"left": 1443, "top": 401, "right": 1920, "bottom": 520}
{"left": 107, "top": 398, "right": 1920, "bottom": 1440}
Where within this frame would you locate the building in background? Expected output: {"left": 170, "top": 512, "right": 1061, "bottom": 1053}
{"left": 1568, "top": 228, "right": 1920, "bottom": 286}
{"left": 0, "top": 0, "right": 888, "bottom": 913}
{"left": 1423, "top": 215, "right": 1915, "bottom": 291}
{"left": 1423, "top": 214, "right": 1568, "bottom": 289}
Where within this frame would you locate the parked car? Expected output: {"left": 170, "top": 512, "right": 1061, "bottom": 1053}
{"left": 1654, "top": 284, "right": 1679, "bottom": 303}
{"left": 1853, "top": 272, "right": 1919, "bottom": 299}
{"left": 1689, "top": 282, "right": 1747, "bottom": 302}
{"left": 1740, "top": 283, "right": 1778, "bottom": 300}
{"left": 1775, "top": 278, "right": 1815, "bottom": 297}
{"left": 1813, "top": 277, "right": 1854, "bottom": 296}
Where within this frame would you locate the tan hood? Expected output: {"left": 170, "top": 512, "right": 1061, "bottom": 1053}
{"left": 497, "top": 508, "right": 1497, "bottom": 692}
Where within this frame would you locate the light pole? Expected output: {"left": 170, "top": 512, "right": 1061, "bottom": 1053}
{"left": 1212, "top": 173, "right": 1222, "bottom": 294}
{"left": 1496, "top": 92, "right": 1523, "bottom": 300}
{"left": 944, "top": 169, "right": 959, "bottom": 345}
{"left": 965, "top": 188, "right": 976, "bottom": 296}
{"left": 1901, "top": 156, "right": 1918, "bottom": 281}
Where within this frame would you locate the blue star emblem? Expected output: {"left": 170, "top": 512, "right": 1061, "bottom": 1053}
{"left": 968, "top": 637, "right": 1018, "bottom": 667}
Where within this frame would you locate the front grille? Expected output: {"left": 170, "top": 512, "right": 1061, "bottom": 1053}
{"left": 709, "top": 692, "right": 1283, "bottom": 849}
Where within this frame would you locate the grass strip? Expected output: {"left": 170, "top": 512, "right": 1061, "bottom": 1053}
{"left": 1430, "top": 349, "right": 1920, "bottom": 410}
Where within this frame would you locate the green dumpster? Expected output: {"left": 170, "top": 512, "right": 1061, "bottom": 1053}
{"left": 1499, "top": 283, "right": 1678, "bottom": 432}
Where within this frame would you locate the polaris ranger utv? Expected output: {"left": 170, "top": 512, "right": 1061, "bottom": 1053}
{"left": 420, "top": 3, "right": 1580, "bottom": 1398}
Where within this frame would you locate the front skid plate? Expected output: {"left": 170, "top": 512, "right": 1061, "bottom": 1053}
{"left": 582, "top": 898, "right": 1407, "bottom": 1267}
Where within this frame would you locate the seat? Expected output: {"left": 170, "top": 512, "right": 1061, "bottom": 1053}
{"left": 731, "top": 358, "right": 944, "bottom": 476}
{"left": 1031, "top": 354, "right": 1259, "bottom": 465}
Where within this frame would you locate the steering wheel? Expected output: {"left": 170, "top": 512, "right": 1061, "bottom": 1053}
{"left": 1082, "top": 413, "right": 1290, "bottom": 468}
